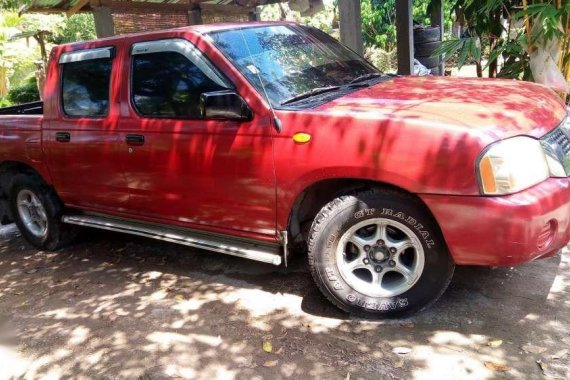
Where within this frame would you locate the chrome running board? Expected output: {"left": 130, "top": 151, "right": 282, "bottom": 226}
{"left": 62, "top": 214, "right": 283, "bottom": 266}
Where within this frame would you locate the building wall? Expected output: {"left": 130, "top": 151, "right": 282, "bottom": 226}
{"left": 111, "top": 8, "right": 249, "bottom": 35}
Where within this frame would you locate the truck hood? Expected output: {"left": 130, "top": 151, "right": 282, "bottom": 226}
{"left": 316, "top": 76, "right": 568, "bottom": 141}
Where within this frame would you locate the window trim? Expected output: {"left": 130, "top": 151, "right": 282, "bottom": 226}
{"left": 60, "top": 54, "right": 114, "bottom": 119}
{"left": 129, "top": 38, "right": 234, "bottom": 120}
{"left": 59, "top": 47, "right": 114, "bottom": 64}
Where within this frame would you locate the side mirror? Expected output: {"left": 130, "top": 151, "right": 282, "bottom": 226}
{"left": 200, "top": 90, "right": 253, "bottom": 121}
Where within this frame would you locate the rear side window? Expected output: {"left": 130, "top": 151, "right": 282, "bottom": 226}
{"left": 61, "top": 58, "right": 112, "bottom": 117}
{"left": 131, "top": 51, "right": 227, "bottom": 118}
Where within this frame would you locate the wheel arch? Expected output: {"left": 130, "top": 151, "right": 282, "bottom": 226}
{"left": 286, "top": 178, "right": 447, "bottom": 253}
{"left": 0, "top": 161, "right": 54, "bottom": 224}
{"left": 0, "top": 160, "right": 50, "bottom": 193}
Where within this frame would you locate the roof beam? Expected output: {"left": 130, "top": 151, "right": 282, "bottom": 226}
{"left": 67, "top": 0, "right": 90, "bottom": 17}
{"left": 104, "top": 1, "right": 251, "bottom": 13}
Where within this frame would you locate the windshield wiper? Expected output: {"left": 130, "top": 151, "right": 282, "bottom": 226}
{"left": 349, "top": 72, "right": 384, "bottom": 84}
{"left": 281, "top": 86, "right": 341, "bottom": 106}
{"left": 280, "top": 83, "right": 369, "bottom": 106}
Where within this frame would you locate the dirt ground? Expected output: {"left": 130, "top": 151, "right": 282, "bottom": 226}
{"left": 0, "top": 224, "right": 569, "bottom": 380}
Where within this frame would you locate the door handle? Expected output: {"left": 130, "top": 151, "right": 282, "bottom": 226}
{"left": 55, "top": 131, "right": 70, "bottom": 143}
{"left": 125, "top": 134, "right": 145, "bottom": 146}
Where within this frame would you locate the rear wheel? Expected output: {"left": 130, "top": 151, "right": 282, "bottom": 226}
{"left": 308, "top": 188, "right": 454, "bottom": 318}
{"left": 9, "top": 174, "right": 76, "bottom": 250}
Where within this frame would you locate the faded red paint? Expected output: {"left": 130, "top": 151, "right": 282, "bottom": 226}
{"left": 1, "top": 22, "right": 569, "bottom": 265}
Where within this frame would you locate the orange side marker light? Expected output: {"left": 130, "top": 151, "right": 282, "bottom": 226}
{"left": 293, "top": 132, "right": 311, "bottom": 144}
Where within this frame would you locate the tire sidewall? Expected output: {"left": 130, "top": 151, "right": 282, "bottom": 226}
{"left": 413, "top": 27, "right": 441, "bottom": 44}
{"left": 9, "top": 176, "right": 59, "bottom": 249}
{"left": 312, "top": 195, "right": 453, "bottom": 317}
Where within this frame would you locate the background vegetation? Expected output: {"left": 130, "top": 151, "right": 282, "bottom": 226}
{"left": 0, "top": 4, "right": 96, "bottom": 106}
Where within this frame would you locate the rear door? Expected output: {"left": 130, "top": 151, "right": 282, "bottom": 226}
{"left": 43, "top": 47, "right": 129, "bottom": 211}
{"left": 117, "top": 38, "right": 277, "bottom": 237}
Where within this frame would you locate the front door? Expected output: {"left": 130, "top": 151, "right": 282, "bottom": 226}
{"left": 117, "top": 39, "right": 277, "bottom": 238}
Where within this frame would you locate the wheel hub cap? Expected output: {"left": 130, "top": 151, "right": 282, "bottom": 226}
{"left": 371, "top": 246, "right": 388, "bottom": 262}
{"left": 335, "top": 218, "right": 425, "bottom": 298}
{"left": 16, "top": 189, "right": 48, "bottom": 239}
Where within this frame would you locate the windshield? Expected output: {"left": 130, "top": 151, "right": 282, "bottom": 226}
{"left": 207, "top": 24, "right": 379, "bottom": 107}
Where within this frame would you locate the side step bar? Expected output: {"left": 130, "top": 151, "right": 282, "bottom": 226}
{"left": 62, "top": 214, "right": 283, "bottom": 266}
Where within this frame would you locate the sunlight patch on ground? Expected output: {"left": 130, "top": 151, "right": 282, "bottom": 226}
{"left": 0, "top": 345, "right": 31, "bottom": 379}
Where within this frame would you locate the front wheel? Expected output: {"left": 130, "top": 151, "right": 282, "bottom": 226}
{"left": 308, "top": 189, "right": 454, "bottom": 318}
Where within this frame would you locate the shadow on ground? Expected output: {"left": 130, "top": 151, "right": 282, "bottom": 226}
{"left": 0, "top": 225, "right": 568, "bottom": 379}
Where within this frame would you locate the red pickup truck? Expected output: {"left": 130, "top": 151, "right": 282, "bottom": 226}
{"left": 0, "top": 22, "right": 569, "bottom": 317}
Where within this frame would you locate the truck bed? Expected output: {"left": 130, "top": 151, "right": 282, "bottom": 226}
{"left": 0, "top": 101, "right": 43, "bottom": 115}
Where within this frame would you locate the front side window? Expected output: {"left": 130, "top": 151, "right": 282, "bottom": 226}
{"left": 131, "top": 51, "right": 228, "bottom": 118}
{"left": 207, "top": 25, "right": 380, "bottom": 108}
{"left": 61, "top": 58, "right": 112, "bottom": 117}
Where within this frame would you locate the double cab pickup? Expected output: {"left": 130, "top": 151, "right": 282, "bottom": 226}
{"left": 0, "top": 22, "right": 569, "bottom": 317}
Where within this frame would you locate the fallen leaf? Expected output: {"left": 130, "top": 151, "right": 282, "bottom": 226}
{"left": 174, "top": 295, "right": 185, "bottom": 301}
{"left": 25, "top": 269, "right": 37, "bottom": 274}
{"left": 275, "top": 347, "right": 284, "bottom": 355}
{"left": 551, "top": 349, "right": 568, "bottom": 360}
{"left": 537, "top": 359, "right": 548, "bottom": 372}
{"left": 392, "top": 347, "right": 412, "bottom": 355}
{"left": 522, "top": 344, "right": 547, "bottom": 354}
{"left": 484, "top": 361, "right": 511, "bottom": 372}
{"left": 562, "top": 337, "right": 570, "bottom": 346}
{"left": 263, "top": 360, "right": 278, "bottom": 367}
{"left": 394, "top": 358, "right": 405, "bottom": 368}
{"left": 262, "top": 341, "right": 273, "bottom": 353}
{"left": 344, "top": 372, "right": 350, "bottom": 380}
{"left": 13, "top": 291, "right": 23, "bottom": 295}
{"left": 488, "top": 339, "right": 503, "bottom": 348}
{"left": 400, "top": 322, "right": 415, "bottom": 329}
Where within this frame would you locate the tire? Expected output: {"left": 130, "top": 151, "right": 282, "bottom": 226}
{"left": 413, "top": 26, "right": 441, "bottom": 44}
{"left": 9, "top": 174, "right": 76, "bottom": 250}
{"left": 416, "top": 55, "right": 441, "bottom": 69}
{"left": 414, "top": 41, "right": 442, "bottom": 58}
{"left": 308, "top": 188, "right": 454, "bottom": 318}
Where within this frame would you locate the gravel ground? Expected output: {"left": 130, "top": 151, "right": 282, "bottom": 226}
{"left": 0, "top": 223, "right": 569, "bottom": 379}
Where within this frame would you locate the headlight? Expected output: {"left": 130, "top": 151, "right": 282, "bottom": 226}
{"left": 478, "top": 136, "right": 550, "bottom": 195}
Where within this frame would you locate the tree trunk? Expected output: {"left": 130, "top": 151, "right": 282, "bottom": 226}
{"left": 476, "top": 62, "right": 483, "bottom": 77}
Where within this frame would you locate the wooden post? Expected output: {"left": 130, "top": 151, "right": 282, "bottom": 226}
{"left": 395, "top": 0, "right": 413, "bottom": 75}
{"left": 92, "top": 6, "right": 115, "bottom": 37}
{"left": 189, "top": 7, "right": 202, "bottom": 25}
{"left": 248, "top": 6, "right": 259, "bottom": 21}
{"left": 338, "top": 0, "right": 363, "bottom": 56}
{"left": 430, "top": 0, "right": 444, "bottom": 75}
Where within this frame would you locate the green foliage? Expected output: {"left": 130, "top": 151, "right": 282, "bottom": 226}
{"left": 361, "top": 0, "right": 454, "bottom": 50}
{"left": 51, "top": 14, "right": 96, "bottom": 44}
{"left": 361, "top": 0, "right": 398, "bottom": 50}
{"left": 515, "top": 2, "right": 568, "bottom": 45}
{"left": 7, "top": 76, "right": 39, "bottom": 104}
{"left": 437, "top": 0, "right": 570, "bottom": 80}
{"left": 0, "top": 0, "right": 30, "bottom": 11}
{"left": 0, "top": 97, "right": 11, "bottom": 107}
